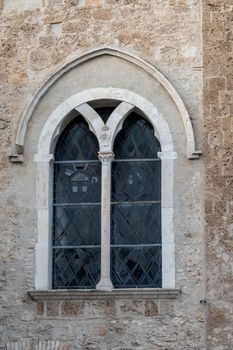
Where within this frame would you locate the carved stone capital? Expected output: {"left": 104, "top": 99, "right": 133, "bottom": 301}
{"left": 157, "top": 151, "right": 177, "bottom": 160}
{"left": 98, "top": 151, "right": 114, "bottom": 163}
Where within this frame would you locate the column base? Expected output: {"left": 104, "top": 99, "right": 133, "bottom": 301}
{"left": 96, "top": 278, "right": 113, "bottom": 291}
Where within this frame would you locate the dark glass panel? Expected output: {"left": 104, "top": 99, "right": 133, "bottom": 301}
{"left": 114, "top": 113, "right": 161, "bottom": 159}
{"left": 55, "top": 117, "right": 99, "bottom": 161}
{"left": 111, "top": 112, "right": 162, "bottom": 288}
{"left": 54, "top": 162, "right": 101, "bottom": 204}
{"left": 95, "top": 107, "right": 115, "bottom": 123}
{"left": 112, "top": 160, "right": 161, "bottom": 202}
{"left": 53, "top": 115, "right": 101, "bottom": 289}
{"left": 111, "top": 204, "right": 161, "bottom": 245}
{"left": 111, "top": 246, "right": 162, "bottom": 288}
{"left": 53, "top": 205, "right": 101, "bottom": 247}
{"left": 53, "top": 248, "right": 100, "bottom": 289}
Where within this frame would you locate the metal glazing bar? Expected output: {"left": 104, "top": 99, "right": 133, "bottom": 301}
{"left": 111, "top": 244, "right": 162, "bottom": 248}
{"left": 111, "top": 201, "right": 161, "bottom": 205}
{"left": 54, "top": 160, "right": 100, "bottom": 164}
{"left": 53, "top": 202, "right": 101, "bottom": 207}
{"left": 53, "top": 245, "right": 101, "bottom": 249}
{"left": 113, "top": 159, "right": 160, "bottom": 163}
{"left": 54, "top": 286, "right": 93, "bottom": 290}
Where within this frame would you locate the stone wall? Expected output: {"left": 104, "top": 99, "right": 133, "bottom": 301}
{"left": 203, "top": 0, "right": 233, "bottom": 349}
{"left": 0, "top": 0, "right": 207, "bottom": 349}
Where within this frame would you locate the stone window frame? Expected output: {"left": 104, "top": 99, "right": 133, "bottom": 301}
{"left": 34, "top": 87, "right": 177, "bottom": 292}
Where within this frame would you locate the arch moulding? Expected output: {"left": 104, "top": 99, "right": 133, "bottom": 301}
{"left": 9, "top": 47, "right": 201, "bottom": 162}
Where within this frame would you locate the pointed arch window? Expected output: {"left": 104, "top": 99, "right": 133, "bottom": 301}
{"left": 52, "top": 110, "right": 162, "bottom": 289}
{"left": 33, "top": 88, "right": 177, "bottom": 294}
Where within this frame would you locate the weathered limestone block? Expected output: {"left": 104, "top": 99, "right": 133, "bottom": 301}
{"left": 85, "top": 300, "right": 116, "bottom": 317}
{"left": 45, "top": 0, "right": 105, "bottom": 7}
{"left": 36, "top": 302, "right": 45, "bottom": 316}
{"left": 159, "top": 300, "right": 174, "bottom": 315}
{"left": 8, "top": 67, "right": 28, "bottom": 86}
{"left": 61, "top": 300, "right": 85, "bottom": 316}
{"left": 117, "top": 299, "right": 144, "bottom": 316}
{"left": 2, "top": 0, "right": 40, "bottom": 10}
{"left": 30, "top": 47, "right": 54, "bottom": 71}
{"left": 46, "top": 302, "right": 60, "bottom": 317}
{"left": 0, "top": 118, "right": 10, "bottom": 130}
{"left": 145, "top": 300, "right": 158, "bottom": 316}
{"left": 79, "top": 0, "right": 104, "bottom": 6}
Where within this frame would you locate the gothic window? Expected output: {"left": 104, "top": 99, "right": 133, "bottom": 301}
{"left": 52, "top": 109, "right": 162, "bottom": 289}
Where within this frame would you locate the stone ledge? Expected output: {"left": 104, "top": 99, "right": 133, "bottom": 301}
{"left": 28, "top": 289, "right": 181, "bottom": 301}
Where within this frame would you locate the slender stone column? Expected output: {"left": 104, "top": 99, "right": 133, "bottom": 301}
{"left": 96, "top": 151, "right": 114, "bottom": 291}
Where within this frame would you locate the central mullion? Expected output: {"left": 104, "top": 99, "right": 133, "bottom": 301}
{"left": 96, "top": 152, "right": 114, "bottom": 291}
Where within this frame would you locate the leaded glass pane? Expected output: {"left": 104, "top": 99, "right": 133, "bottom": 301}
{"left": 111, "top": 246, "right": 162, "bottom": 288}
{"left": 53, "top": 248, "right": 100, "bottom": 289}
{"left": 114, "top": 113, "right": 161, "bottom": 159}
{"left": 112, "top": 160, "right": 161, "bottom": 202}
{"left": 111, "top": 112, "right": 162, "bottom": 288}
{"left": 53, "top": 205, "right": 100, "bottom": 247}
{"left": 55, "top": 117, "right": 99, "bottom": 161}
{"left": 95, "top": 107, "right": 115, "bottom": 123}
{"left": 111, "top": 204, "right": 161, "bottom": 245}
{"left": 53, "top": 115, "right": 101, "bottom": 289}
{"left": 54, "top": 162, "right": 101, "bottom": 204}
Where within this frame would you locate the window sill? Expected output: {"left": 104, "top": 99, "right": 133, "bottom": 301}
{"left": 28, "top": 288, "right": 181, "bottom": 301}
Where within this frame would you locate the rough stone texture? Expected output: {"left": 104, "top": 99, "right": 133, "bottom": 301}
{"left": 61, "top": 301, "right": 85, "bottom": 317}
{"left": 36, "top": 302, "right": 44, "bottom": 316}
{"left": 203, "top": 0, "right": 233, "bottom": 349}
{"left": 144, "top": 301, "right": 158, "bottom": 317}
{"left": 47, "top": 302, "right": 60, "bottom": 317}
{"left": 6, "top": 341, "right": 69, "bottom": 350}
{"left": 0, "top": 0, "right": 210, "bottom": 349}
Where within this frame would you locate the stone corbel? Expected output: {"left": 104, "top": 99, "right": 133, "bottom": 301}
{"left": 9, "top": 144, "right": 24, "bottom": 163}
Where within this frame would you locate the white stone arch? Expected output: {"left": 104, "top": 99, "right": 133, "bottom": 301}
{"left": 35, "top": 88, "right": 176, "bottom": 291}
{"left": 37, "top": 88, "right": 174, "bottom": 156}
{"left": 10, "top": 47, "right": 201, "bottom": 162}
